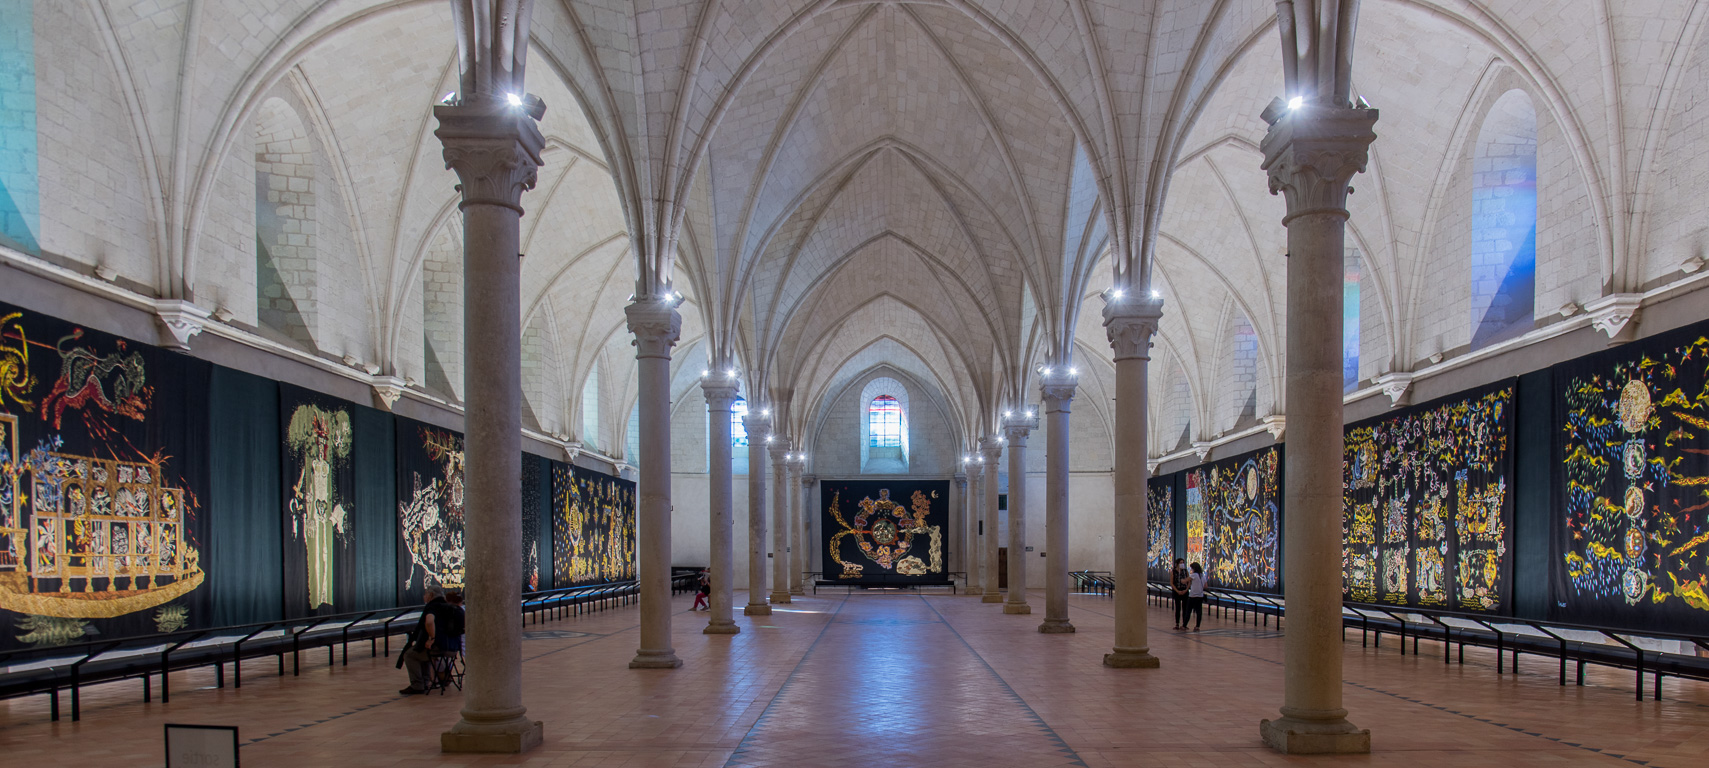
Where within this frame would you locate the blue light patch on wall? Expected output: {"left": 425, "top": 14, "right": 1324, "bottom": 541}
{"left": 0, "top": 0, "right": 38, "bottom": 253}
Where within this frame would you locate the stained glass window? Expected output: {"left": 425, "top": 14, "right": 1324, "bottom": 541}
{"left": 1470, "top": 90, "right": 1537, "bottom": 351}
{"left": 1344, "top": 248, "right": 1362, "bottom": 392}
{"left": 731, "top": 397, "right": 749, "bottom": 447}
{"left": 869, "top": 395, "right": 902, "bottom": 448}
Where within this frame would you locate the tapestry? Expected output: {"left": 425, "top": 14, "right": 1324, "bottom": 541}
{"left": 395, "top": 419, "right": 464, "bottom": 599}
{"left": 520, "top": 454, "right": 543, "bottom": 591}
{"left": 0, "top": 302, "right": 211, "bottom": 650}
{"left": 551, "top": 462, "right": 635, "bottom": 587}
{"left": 1186, "top": 446, "right": 1281, "bottom": 592}
{"left": 821, "top": 479, "right": 949, "bottom": 583}
{"left": 1554, "top": 325, "right": 1709, "bottom": 632}
{"left": 1147, "top": 476, "right": 1174, "bottom": 581}
{"left": 279, "top": 385, "right": 355, "bottom": 617}
{"left": 1342, "top": 382, "right": 1514, "bottom": 612}
{"left": 1184, "top": 471, "right": 1205, "bottom": 567}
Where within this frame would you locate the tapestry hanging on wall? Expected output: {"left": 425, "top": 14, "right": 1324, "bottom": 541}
{"left": 279, "top": 385, "right": 355, "bottom": 617}
{"left": 1184, "top": 470, "right": 1205, "bottom": 568}
{"left": 1186, "top": 446, "right": 1281, "bottom": 592}
{"left": 1342, "top": 382, "right": 1514, "bottom": 612}
{"left": 821, "top": 479, "right": 948, "bottom": 583}
{"left": 551, "top": 462, "right": 635, "bottom": 587}
{"left": 395, "top": 419, "right": 464, "bottom": 599}
{"left": 1554, "top": 324, "right": 1709, "bottom": 632}
{"left": 0, "top": 302, "right": 211, "bottom": 651}
{"left": 1147, "top": 476, "right": 1174, "bottom": 581}
{"left": 520, "top": 455, "right": 543, "bottom": 591}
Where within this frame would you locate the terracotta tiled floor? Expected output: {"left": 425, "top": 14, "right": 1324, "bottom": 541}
{"left": 2, "top": 591, "right": 1706, "bottom": 766}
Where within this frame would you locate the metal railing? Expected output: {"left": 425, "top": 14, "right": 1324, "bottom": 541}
{"left": 3, "top": 572, "right": 701, "bottom": 722}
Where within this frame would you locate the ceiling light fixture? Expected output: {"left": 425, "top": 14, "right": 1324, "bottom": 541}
{"left": 1110, "top": 288, "right": 1124, "bottom": 299}
{"left": 1151, "top": 289, "right": 1161, "bottom": 299}
{"left": 506, "top": 92, "right": 523, "bottom": 107}
{"left": 1288, "top": 96, "right": 1303, "bottom": 110}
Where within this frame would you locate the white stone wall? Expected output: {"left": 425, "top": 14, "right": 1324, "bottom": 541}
{"left": 421, "top": 222, "right": 463, "bottom": 401}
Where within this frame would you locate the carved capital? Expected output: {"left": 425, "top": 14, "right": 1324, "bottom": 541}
{"left": 434, "top": 103, "right": 545, "bottom": 213}
{"left": 1262, "top": 414, "right": 1287, "bottom": 441}
{"left": 966, "top": 461, "right": 983, "bottom": 480}
{"left": 625, "top": 299, "right": 682, "bottom": 359}
{"left": 1585, "top": 293, "right": 1643, "bottom": 341}
{"left": 802, "top": 475, "right": 817, "bottom": 488}
{"left": 371, "top": 375, "right": 407, "bottom": 411}
{"left": 1003, "top": 420, "right": 1032, "bottom": 447}
{"left": 741, "top": 412, "right": 772, "bottom": 437}
{"left": 1102, "top": 297, "right": 1164, "bottom": 361}
{"left": 154, "top": 300, "right": 210, "bottom": 350}
{"left": 701, "top": 380, "right": 740, "bottom": 412}
{"left": 1039, "top": 372, "right": 1077, "bottom": 412}
{"left": 979, "top": 436, "right": 1004, "bottom": 463}
{"left": 769, "top": 439, "right": 792, "bottom": 466}
{"left": 1261, "top": 106, "right": 1378, "bottom": 219}
{"left": 1192, "top": 441, "right": 1215, "bottom": 461}
{"left": 1375, "top": 372, "right": 1414, "bottom": 406}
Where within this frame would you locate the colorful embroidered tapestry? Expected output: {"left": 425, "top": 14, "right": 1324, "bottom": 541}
{"left": 1554, "top": 325, "right": 1709, "bottom": 632}
{"left": 1147, "top": 476, "right": 1174, "bottom": 581}
{"left": 520, "top": 454, "right": 543, "bottom": 591}
{"left": 1184, "top": 470, "right": 1205, "bottom": 568}
{"left": 395, "top": 419, "right": 464, "bottom": 599}
{"left": 1186, "top": 446, "right": 1282, "bottom": 592}
{"left": 822, "top": 479, "right": 949, "bottom": 583}
{"left": 1342, "top": 382, "right": 1514, "bottom": 612}
{"left": 279, "top": 385, "right": 355, "bottom": 617}
{"left": 551, "top": 462, "right": 635, "bottom": 587}
{"left": 0, "top": 302, "right": 211, "bottom": 651}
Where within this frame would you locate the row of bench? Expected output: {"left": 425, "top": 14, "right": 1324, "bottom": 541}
{"left": 1072, "top": 574, "right": 1709, "bottom": 701}
{"left": 1, "top": 571, "right": 700, "bottom": 722}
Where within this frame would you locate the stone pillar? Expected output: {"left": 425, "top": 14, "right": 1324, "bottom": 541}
{"left": 787, "top": 456, "right": 806, "bottom": 595}
{"left": 769, "top": 441, "right": 793, "bottom": 604}
{"left": 953, "top": 472, "right": 970, "bottom": 590}
{"left": 980, "top": 438, "right": 1004, "bottom": 603}
{"left": 744, "top": 413, "right": 772, "bottom": 616}
{"left": 702, "top": 378, "right": 740, "bottom": 635}
{"left": 802, "top": 476, "right": 818, "bottom": 581}
{"left": 624, "top": 298, "right": 683, "bottom": 670}
{"left": 434, "top": 100, "right": 545, "bottom": 753}
{"left": 1039, "top": 373, "right": 1076, "bottom": 633}
{"left": 1256, "top": 104, "right": 1377, "bottom": 754}
{"left": 1102, "top": 298, "right": 1164, "bottom": 668}
{"left": 1003, "top": 419, "right": 1033, "bottom": 615}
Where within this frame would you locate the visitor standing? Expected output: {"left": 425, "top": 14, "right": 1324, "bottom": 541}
{"left": 1185, "top": 562, "right": 1207, "bottom": 631}
{"left": 693, "top": 568, "right": 711, "bottom": 611}
{"left": 1171, "top": 557, "right": 1189, "bottom": 630}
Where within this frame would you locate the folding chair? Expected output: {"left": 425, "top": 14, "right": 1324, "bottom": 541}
{"left": 428, "top": 649, "right": 464, "bottom": 694}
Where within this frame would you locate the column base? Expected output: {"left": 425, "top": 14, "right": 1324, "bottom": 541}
{"left": 769, "top": 591, "right": 792, "bottom": 604}
{"left": 1003, "top": 602, "right": 1032, "bottom": 615}
{"left": 981, "top": 593, "right": 1004, "bottom": 603}
{"left": 628, "top": 649, "right": 683, "bottom": 669}
{"left": 744, "top": 603, "right": 772, "bottom": 616}
{"left": 1037, "top": 618, "right": 1075, "bottom": 633}
{"left": 789, "top": 586, "right": 805, "bottom": 595}
{"left": 1102, "top": 648, "right": 1161, "bottom": 668}
{"left": 1259, "top": 716, "right": 1371, "bottom": 754}
{"left": 441, "top": 714, "right": 543, "bottom": 754}
{"left": 703, "top": 620, "right": 740, "bottom": 635}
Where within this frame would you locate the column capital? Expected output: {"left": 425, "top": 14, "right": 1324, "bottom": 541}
{"left": 979, "top": 436, "right": 1004, "bottom": 463}
{"left": 741, "top": 412, "right": 772, "bottom": 435}
{"left": 769, "top": 439, "right": 793, "bottom": 465}
{"left": 785, "top": 455, "right": 806, "bottom": 472}
{"left": 1039, "top": 371, "right": 1078, "bottom": 412}
{"left": 700, "top": 379, "right": 740, "bottom": 411}
{"left": 802, "top": 474, "right": 817, "bottom": 487}
{"left": 625, "top": 299, "right": 682, "bottom": 360}
{"left": 1260, "top": 105, "right": 1378, "bottom": 221}
{"left": 965, "top": 461, "right": 984, "bottom": 479}
{"left": 1003, "top": 421, "right": 1033, "bottom": 447}
{"left": 1102, "top": 297, "right": 1164, "bottom": 361}
{"left": 434, "top": 103, "right": 545, "bottom": 214}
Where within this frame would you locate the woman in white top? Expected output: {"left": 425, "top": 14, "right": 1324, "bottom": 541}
{"left": 1185, "top": 562, "right": 1207, "bottom": 631}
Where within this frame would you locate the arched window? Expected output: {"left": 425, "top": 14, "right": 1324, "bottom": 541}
{"left": 730, "top": 397, "right": 749, "bottom": 447}
{"left": 868, "top": 395, "right": 902, "bottom": 447}
{"left": 1470, "top": 89, "right": 1538, "bottom": 350}
{"left": 1344, "top": 248, "right": 1363, "bottom": 392}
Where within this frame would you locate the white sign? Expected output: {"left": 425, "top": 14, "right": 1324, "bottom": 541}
{"left": 165, "top": 724, "right": 239, "bottom": 767}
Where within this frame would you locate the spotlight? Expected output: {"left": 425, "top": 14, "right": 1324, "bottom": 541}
{"left": 1027, "top": 410, "right": 1035, "bottom": 418}
{"left": 762, "top": 409, "right": 771, "bottom": 416}
{"left": 1069, "top": 368, "right": 1078, "bottom": 376}
{"left": 727, "top": 369, "right": 737, "bottom": 378}
{"left": 440, "top": 92, "right": 457, "bottom": 104}
{"left": 1111, "top": 288, "right": 1124, "bottom": 299}
{"left": 1288, "top": 96, "right": 1303, "bottom": 110}
{"left": 507, "top": 93, "right": 523, "bottom": 107}
{"left": 1151, "top": 289, "right": 1161, "bottom": 299}
{"left": 701, "top": 369, "right": 710, "bottom": 377}
{"left": 1004, "top": 410, "right": 1012, "bottom": 418}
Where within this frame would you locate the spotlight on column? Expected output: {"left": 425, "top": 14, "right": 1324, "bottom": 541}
{"left": 762, "top": 408, "right": 771, "bottom": 416}
{"left": 701, "top": 369, "right": 710, "bottom": 377}
{"left": 1027, "top": 410, "right": 1035, "bottom": 418}
{"left": 440, "top": 91, "right": 457, "bottom": 105}
{"left": 1110, "top": 288, "right": 1124, "bottom": 299}
{"left": 1151, "top": 289, "right": 1161, "bottom": 299}
{"left": 1069, "top": 367, "right": 1078, "bottom": 376}
{"left": 506, "top": 92, "right": 523, "bottom": 107}
{"left": 1004, "top": 410, "right": 1012, "bottom": 418}
{"left": 727, "top": 369, "right": 737, "bottom": 378}
{"left": 1288, "top": 96, "right": 1303, "bottom": 110}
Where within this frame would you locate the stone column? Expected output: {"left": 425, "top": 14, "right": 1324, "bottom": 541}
{"left": 802, "top": 476, "right": 818, "bottom": 581}
{"left": 1256, "top": 103, "right": 1377, "bottom": 754}
{"left": 1039, "top": 373, "right": 1076, "bottom": 633}
{"left": 980, "top": 438, "right": 1004, "bottom": 603}
{"left": 702, "top": 378, "right": 740, "bottom": 635}
{"left": 744, "top": 413, "right": 772, "bottom": 616}
{"left": 769, "top": 441, "right": 793, "bottom": 604}
{"left": 953, "top": 472, "right": 970, "bottom": 590}
{"left": 1003, "top": 419, "right": 1033, "bottom": 615}
{"left": 787, "top": 456, "right": 806, "bottom": 595}
{"left": 624, "top": 298, "right": 683, "bottom": 670}
{"left": 1102, "top": 298, "right": 1163, "bottom": 668}
{"left": 434, "top": 100, "right": 545, "bottom": 753}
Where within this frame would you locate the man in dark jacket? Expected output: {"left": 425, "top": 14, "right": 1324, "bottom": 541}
{"left": 399, "top": 585, "right": 461, "bottom": 694}
{"left": 1171, "top": 558, "right": 1190, "bottom": 630}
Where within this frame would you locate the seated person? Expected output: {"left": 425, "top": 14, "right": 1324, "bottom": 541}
{"left": 441, "top": 591, "right": 466, "bottom": 653}
{"left": 399, "top": 585, "right": 462, "bottom": 695}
